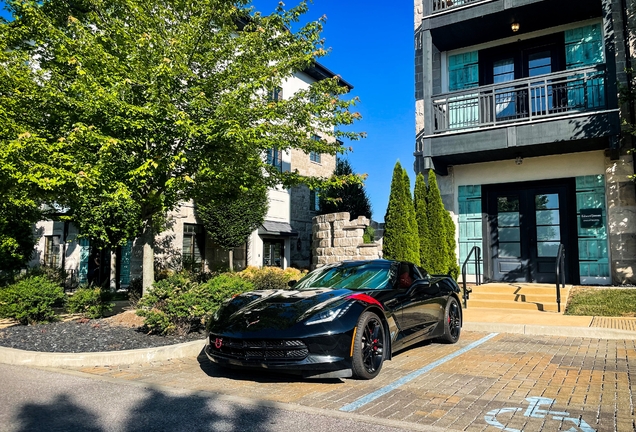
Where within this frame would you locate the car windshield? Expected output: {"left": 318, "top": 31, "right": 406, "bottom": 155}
{"left": 294, "top": 262, "right": 393, "bottom": 291}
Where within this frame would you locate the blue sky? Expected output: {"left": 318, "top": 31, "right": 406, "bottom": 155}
{"left": 0, "top": 0, "right": 415, "bottom": 222}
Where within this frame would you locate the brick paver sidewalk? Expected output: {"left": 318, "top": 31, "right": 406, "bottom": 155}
{"left": 69, "top": 331, "right": 636, "bottom": 432}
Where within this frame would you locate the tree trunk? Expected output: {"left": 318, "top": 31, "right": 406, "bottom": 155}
{"left": 141, "top": 224, "right": 155, "bottom": 296}
{"left": 228, "top": 249, "right": 234, "bottom": 272}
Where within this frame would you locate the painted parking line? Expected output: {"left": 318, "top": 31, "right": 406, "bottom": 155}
{"left": 339, "top": 332, "right": 499, "bottom": 412}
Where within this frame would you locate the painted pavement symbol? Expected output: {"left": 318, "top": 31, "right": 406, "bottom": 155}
{"left": 339, "top": 332, "right": 499, "bottom": 412}
{"left": 485, "top": 396, "right": 596, "bottom": 432}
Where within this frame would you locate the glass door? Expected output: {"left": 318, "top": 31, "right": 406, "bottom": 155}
{"left": 488, "top": 184, "right": 571, "bottom": 283}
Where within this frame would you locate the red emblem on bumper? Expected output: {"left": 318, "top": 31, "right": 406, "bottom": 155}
{"left": 214, "top": 338, "right": 223, "bottom": 349}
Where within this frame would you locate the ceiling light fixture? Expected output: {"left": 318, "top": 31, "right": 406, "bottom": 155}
{"left": 511, "top": 22, "right": 520, "bottom": 32}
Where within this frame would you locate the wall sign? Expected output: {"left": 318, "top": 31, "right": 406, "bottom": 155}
{"left": 580, "top": 208, "right": 603, "bottom": 228}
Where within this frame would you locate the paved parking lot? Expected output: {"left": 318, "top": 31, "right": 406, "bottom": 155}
{"left": 69, "top": 331, "right": 636, "bottom": 432}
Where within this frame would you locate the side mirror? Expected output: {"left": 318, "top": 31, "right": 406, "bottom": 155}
{"left": 287, "top": 280, "right": 297, "bottom": 288}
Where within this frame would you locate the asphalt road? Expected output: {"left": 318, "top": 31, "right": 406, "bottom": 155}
{"left": 0, "top": 363, "right": 438, "bottom": 432}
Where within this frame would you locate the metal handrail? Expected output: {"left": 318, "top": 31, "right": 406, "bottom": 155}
{"left": 555, "top": 244, "right": 565, "bottom": 313}
{"left": 431, "top": 65, "right": 607, "bottom": 133}
{"left": 461, "top": 245, "right": 481, "bottom": 308}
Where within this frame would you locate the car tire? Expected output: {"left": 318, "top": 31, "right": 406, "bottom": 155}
{"left": 440, "top": 297, "right": 462, "bottom": 344}
{"left": 351, "top": 311, "right": 385, "bottom": 380}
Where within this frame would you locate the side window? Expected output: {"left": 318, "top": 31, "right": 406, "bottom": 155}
{"left": 266, "top": 147, "right": 282, "bottom": 171}
{"left": 44, "top": 236, "right": 60, "bottom": 267}
{"left": 310, "top": 135, "right": 322, "bottom": 163}
{"left": 268, "top": 86, "right": 283, "bottom": 102}
{"left": 183, "top": 224, "right": 205, "bottom": 271}
{"left": 309, "top": 188, "right": 320, "bottom": 212}
{"left": 397, "top": 262, "right": 415, "bottom": 289}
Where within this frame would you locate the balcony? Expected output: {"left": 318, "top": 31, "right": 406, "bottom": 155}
{"left": 431, "top": 0, "right": 486, "bottom": 14}
{"left": 432, "top": 65, "right": 607, "bottom": 134}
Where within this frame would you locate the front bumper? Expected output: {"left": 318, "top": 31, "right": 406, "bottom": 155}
{"left": 205, "top": 331, "right": 354, "bottom": 378}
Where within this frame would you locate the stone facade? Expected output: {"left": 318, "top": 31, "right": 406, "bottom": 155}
{"left": 605, "top": 154, "right": 636, "bottom": 283}
{"left": 312, "top": 212, "right": 382, "bottom": 269}
{"left": 289, "top": 146, "right": 337, "bottom": 269}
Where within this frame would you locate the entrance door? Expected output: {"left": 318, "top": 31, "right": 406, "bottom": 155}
{"left": 486, "top": 183, "right": 572, "bottom": 283}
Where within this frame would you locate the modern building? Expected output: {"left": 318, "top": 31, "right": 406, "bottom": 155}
{"left": 414, "top": 0, "right": 635, "bottom": 284}
{"left": 31, "top": 62, "right": 352, "bottom": 288}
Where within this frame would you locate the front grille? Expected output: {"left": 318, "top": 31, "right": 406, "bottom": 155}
{"left": 209, "top": 335, "right": 308, "bottom": 362}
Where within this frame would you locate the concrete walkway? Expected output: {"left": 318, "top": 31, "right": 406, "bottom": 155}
{"left": 1, "top": 307, "right": 635, "bottom": 368}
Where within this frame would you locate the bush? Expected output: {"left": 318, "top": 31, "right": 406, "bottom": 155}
{"left": 239, "top": 266, "right": 304, "bottom": 290}
{"left": 0, "top": 276, "right": 66, "bottom": 324}
{"left": 17, "top": 265, "right": 68, "bottom": 287}
{"left": 362, "top": 226, "right": 376, "bottom": 244}
{"left": 136, "top": 272, "right": 254, "bottom": 335}
{"left": 67, "top": 287, "right": 114, "bottom": 319}
{"left": 200, "top": 273, "right": 255, "bottom": 312}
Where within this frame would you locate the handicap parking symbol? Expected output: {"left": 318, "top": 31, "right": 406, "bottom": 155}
{"left": 485, "top": 396, "right": 596, "bottom": 432}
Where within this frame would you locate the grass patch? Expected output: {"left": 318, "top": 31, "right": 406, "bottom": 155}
{"left": 565, "top": 288, "right": 636, "bottom": 317}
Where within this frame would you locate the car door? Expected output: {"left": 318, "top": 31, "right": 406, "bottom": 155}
{"left": 396, "top": 265, "right": 443, "bottom": 343}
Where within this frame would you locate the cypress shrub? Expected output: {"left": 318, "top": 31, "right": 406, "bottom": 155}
{"left": 402, "top": 168, "right": 421, "bottom": 265}
{"left": 414, "top": 173, "right": 431, "bottom": 271}
{"left": 383, "top": 161, "right": 420, "bottom": 265}
{"left": 425, "top": 170, "right": 448, "bottom": 274}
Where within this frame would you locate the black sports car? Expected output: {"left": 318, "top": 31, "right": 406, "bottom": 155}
{"left": 205, "top": 259, "right": 462, "bottom": 380}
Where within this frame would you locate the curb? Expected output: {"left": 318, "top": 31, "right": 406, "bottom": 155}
{"left": 0, "top": 339, "right": 206, "bottom": 368}
{"left": 464, "top": 322, "right": 636, "bottom": 340}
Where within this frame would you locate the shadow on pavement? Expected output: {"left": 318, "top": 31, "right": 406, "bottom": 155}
{"left": 15, "top": 386, "right": 275, "bottom": 432}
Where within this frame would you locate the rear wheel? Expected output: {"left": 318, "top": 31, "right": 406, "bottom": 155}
{"left": 440, "top": 297, "right": 461, "bottom": 344}
{"left": 351, "top": 312, "right": 385, "bottom": 379}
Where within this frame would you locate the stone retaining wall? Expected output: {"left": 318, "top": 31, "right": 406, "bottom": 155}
{"left": 312, "top": 212, "right": 382, "bottom": 268}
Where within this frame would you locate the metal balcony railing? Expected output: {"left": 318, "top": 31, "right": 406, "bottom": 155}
{"left": 432, "top": 65, "right": 607, "bottom": 134}
{"left": 431, "top": 0, "right": 483, "bottom": 13}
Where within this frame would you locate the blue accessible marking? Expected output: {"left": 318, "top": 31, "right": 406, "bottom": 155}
{"left": 339, "top": 332, "right": 499, "bottom": 412}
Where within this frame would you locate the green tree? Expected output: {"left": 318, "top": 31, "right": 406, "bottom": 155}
{"left": 425, "top": 170, "right": 458, "bottom": 276}
{"left": 195, "top": 182, "right": 269, "bottom": 271}
{"left": 318, "top": 159, "right": 372, "bottom": 220}
{"left": 414, "top": 173, "right": 430, "bottom": 271}
{"left": 383, "top": 161, "right": 419, "bottom": 265}
{"left": 425, "top": 170, "right": 448, "bottom": 274}
{"left": 0, "top": 0, "right": 363, "bottom": 292}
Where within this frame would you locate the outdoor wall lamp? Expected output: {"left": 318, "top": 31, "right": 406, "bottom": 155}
{"left": 511, "top": 22, "right": 520, "bottom": 32}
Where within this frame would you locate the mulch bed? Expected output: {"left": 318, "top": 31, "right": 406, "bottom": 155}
{"left": 0, "top": 311, "right": 205, "bottom": 353}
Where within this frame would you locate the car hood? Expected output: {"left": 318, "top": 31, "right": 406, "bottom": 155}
{"left": 209, "top": 288, "right": 359, "bottom": 334}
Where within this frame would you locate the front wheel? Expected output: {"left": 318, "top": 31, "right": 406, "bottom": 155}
{"left": 351, "top": 312, "right": 385, "bottom": 379}
{"left": 440, "top": 297, "right": 461, "bottom": 344}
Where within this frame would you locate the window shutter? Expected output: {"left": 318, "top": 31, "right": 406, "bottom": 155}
{"left": 448, "top": 51, "right": 479, "bottom": 91}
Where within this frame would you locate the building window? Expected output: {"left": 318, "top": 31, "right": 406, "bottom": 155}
{"left": 263, "top": 240, "right": 284, "bottom": 268}
{"left": 310, "top": 134, "right": 322, "bottom": 163}
{"left": 309, "top": 188, "right": 320, "bottom": 212}
{"left": 183, "top": 224, "right": 205, "bottom": 271}
{"left": 267, "top": 147, "right": 283, "bottom": 171}
{"left": 44, "top": 236, "right": 60, "bottom": 267}
{"left": 268, "top": 86, "right": 283, "bottom": 102}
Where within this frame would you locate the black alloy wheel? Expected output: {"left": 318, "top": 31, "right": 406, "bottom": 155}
{"left": 352, "top": 311, "right": 385, "bottom": 379}
{"left": 440, "top": 297, "right": 461, "bottom": 344}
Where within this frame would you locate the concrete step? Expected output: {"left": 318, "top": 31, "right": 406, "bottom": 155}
{"left": 469, "top": 291, "right": 562, "bottom": 303}
{"left": 469, "top": 283, "right": 570, "bottom": 296}
{"left": 468, "top": 299, "right": 562, "bottom": 312}
{"left": 465, "top": 283, "right": 570, "bottom": 313}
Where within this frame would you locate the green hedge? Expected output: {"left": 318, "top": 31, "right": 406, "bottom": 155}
{"left": 0, "top": 276, "right": 66, "bottom": 324}
{"left": 67, "top": 287, "right": 114, "bottom": 319}
{"left": 136, "top": 272, "right": 254, "bottom": 335}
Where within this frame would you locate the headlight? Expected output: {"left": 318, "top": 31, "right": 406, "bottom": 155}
{"left": 304, "top": 302, "right": 353, "bottom": 325}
